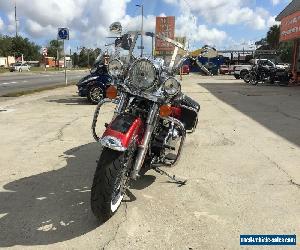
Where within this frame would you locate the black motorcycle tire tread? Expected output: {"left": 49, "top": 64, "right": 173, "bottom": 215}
{"left": 87, "top": 85, "right": 101, "bottom": 105}
{"left": 91, "top": 148, "right": 125, "bottom": 222}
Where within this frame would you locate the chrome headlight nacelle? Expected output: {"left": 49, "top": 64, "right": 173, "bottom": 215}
{"left": 163, "top": 77, "right": 181, "bottom": 97}
{"left": 108, "top": 59, "right": 124, "bottom": 78}
{"left": 127, "top": 58, "right": 158, "bottom": 91}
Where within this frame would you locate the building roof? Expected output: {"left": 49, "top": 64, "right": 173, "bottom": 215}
{"left": 276, "top": 0, "right": 300, "bottom": 21}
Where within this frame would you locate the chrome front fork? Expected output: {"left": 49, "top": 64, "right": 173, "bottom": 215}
{"left": 131, "top": 103, "right": 159, "bottom": 179}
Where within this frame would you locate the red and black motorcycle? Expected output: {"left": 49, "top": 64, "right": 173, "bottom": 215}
{"left": 91, "top": 27, "right": 200, "bottom": 222}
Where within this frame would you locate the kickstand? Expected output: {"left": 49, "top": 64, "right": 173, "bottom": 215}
{"left": 154, "top": 167, "right": 187, "bottom": 187}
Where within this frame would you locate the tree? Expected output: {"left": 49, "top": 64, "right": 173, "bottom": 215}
{"left": 278, "top": 41, "right": 294, "bottom": 63}
{"left": 256, "top": 24, "right": 293, "bottom": 63}
{"left": 0, "top": 35, "right": 13, "bottom": 57}
{"left": 266, "top": 25, "right": 280, "bottom": 50}
{"left": 77, "top": 47, "right": 101, "bottom": 67}
{"left": 11, "top": 36, "right": 41, "bottom": 60}
{"left": 72, "top": 52, "right": 79, "bottom": 67}
{"left": 47, "top": 40, "right": 63, "bottom": 58}
{"left": 0, "top": 35, "right": 41, "bottom": 60}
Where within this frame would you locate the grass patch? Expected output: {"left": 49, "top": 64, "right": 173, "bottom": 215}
{"left": 1, "top": 82, "right": 76, "bottom": 97}
{"left": 0, "top": 68, "right": 9, "bottom": 74}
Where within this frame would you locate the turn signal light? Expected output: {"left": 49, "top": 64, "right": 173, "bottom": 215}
{"left": 106, "top": 86, "right": 118, "bottom": 99}
{"left": 159, "top": 105, "right": 172, "bottom": 117}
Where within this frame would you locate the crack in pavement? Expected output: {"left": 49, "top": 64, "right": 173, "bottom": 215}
{"left": 250, "top": 143, "right": 300, "bottom": 188}
{"left": 102, "top": 202, "right": 128, "bottom": 250}
{"left": 46, "top": 117, "right": 80, "bottom": 143}
{"left": 290, "top": 179, "right": 300, "bottom": 189}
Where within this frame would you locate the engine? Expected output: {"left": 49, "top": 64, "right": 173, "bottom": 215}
{"left": 151, "top": 121, "right": 183, "bottom": 164}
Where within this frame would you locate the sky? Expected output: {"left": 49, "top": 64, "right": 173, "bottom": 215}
{"left": 0, "top": 0, "right": 292, "bottom": 53}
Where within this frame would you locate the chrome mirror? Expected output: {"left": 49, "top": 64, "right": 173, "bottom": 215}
{"left": 109, "top": 22, "right": 122, "bottom": 34}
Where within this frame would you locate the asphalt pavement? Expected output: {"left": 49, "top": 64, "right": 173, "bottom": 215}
{"left": 0, "top": 70, "right": 88, "bottom": 96}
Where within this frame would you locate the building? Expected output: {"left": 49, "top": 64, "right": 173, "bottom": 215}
{"left": 0, "top": 56, "right": 16, "bottom": 68}
{"left": 276, "top": 0, "right": 300, "bottom": 84}
{"left": 43, "top": 56, "right": 72, "bottom": 68}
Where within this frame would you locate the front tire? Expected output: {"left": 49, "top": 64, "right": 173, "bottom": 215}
{"left": 91, "top": 148, "right": 129, "bottom": 222}
{"left": 249, "top": 73, "right": 258, "bottom": 85}
{"left": 243, "top": 73, "right": 251, "bottom": 83}
{"left": 240, "top": 70, "right": 248, "bottom": 79}
{"left": 87, "top": 85, "right": 104, "bottom": 104}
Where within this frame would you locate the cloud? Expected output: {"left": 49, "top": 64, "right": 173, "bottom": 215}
{"left": 164, "top": 0, "right": 277, "bottom": 30}
{"left": 0, "top": 0, "right": 280, "bottom": 51}
{"left": 0, "top": 17, "right": 4, "bottom": 31}
{"left": 0, "top": 0, "right": 131, "bottom": 46}
{"left": 271, "top": 0, "right": 284, "bottom": 5}
{"left": 175, "top": 13, "right": 227, "bottom": 48}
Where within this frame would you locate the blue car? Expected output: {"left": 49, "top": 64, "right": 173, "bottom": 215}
{"left": 77, "top": 56, "right": 112, "bottom": 104}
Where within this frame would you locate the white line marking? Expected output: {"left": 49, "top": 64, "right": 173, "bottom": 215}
{"left": 1, "top": 82, "right": 11, "bottom": 85}
{"left": 23, "top": 80, "right": 28, "bottom": 83}
{"left": 10, "top": 81, "right": 17, "bottom": 84}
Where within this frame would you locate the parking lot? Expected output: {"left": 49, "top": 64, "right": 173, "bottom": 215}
{"left": 0, "top": 74, "right": 299, "bottom": 249}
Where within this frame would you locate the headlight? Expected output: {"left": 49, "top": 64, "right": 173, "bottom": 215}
{"left": 163, "top": 77, "right": 181, "bottom": 96}
{"left": 129, "top": 58, "right": 157, "bottom": 91}
{"left": 108, "top": 59, "right": 123, "bottom": 77}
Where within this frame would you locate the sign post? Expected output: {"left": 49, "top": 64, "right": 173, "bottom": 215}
{"left": 42, "top": 47, "right": 48, "bottom": 71}
{"left": 58, "top": 28, "right": 69, "bottom": 85}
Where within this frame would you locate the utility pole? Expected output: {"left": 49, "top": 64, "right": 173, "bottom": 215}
{"left": 14, "top": 1, "right": 18, "bottom": 37}
{"left": 87, "top": 49, "right": 90, "bottom": 68}
{"left": 70, "top": 48, "right": 72, "bottom": 68}
{"left": 136, "top": 4, "right": 144, "bottom": 57}
{"left": 15, "top": 1, "right": 18, "bottom": 37}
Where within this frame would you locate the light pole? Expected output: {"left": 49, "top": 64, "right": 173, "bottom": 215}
{"left": 14, "top": 0, "right": 18, "bottom": 37}
{"left": 136, "top": 4, "right": 144, "bottom": 57}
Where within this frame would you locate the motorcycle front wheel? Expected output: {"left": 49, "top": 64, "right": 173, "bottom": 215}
{"left": 91, "top": 148, "right": 131, "bottom": 222}
{"left": 87, "top": 85, "right": 104, "bottom": 104}
{"left": 249, "top": 74, "right": 258, "bottom": 85}
{"left": 243, "top": 74, "right": 251, "bottom": 84}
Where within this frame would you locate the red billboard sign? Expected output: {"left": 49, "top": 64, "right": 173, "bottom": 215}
{"left": 155, "top": 16, "right": 175, "bottom": 52}
{"left": 280, "top": 11, "right": 300, "bottom": 42}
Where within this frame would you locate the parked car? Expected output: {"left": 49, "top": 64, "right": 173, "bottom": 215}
{"left": 9, "top": 62, "right": 31, "bottom": 72}
{"left": 233, "top": 59, "right": 289, "bottom": 79}
{"left": 220, "top": 65, "right": 235, "bottom": 75}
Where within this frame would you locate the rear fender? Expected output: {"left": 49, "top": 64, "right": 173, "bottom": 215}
{"left": 100, "top": 113, "right": 144, "bottom": 152}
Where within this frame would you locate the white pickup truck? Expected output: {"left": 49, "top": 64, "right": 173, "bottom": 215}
{"left": 233, "top": 59, "right": 289, "bottom": 79}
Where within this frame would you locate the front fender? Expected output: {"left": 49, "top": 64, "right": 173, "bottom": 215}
{"left": 100, "top": 113, "right": 144, "bottom": 152}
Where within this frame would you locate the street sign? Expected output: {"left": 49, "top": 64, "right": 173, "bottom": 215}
{"left": 58, "top": 28, "right": 69, "bottom": 40}
{"left": 155, "top": 16, "right": 175, "bottom": 52}
{"left": 57, "top": 28, "right": 69, "bottom": 85}
{"left": 42, "top": 48, "right": 48, "bottom": 56}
